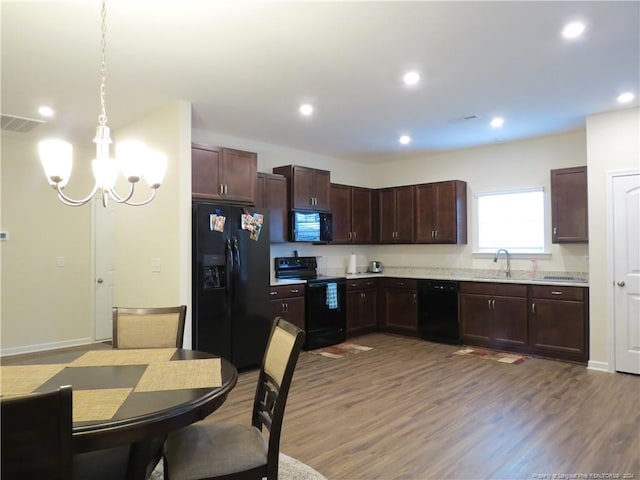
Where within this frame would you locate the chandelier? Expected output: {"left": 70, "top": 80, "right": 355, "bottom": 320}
{"left": 38, "top": 0, "right": 166, "bottom": 207}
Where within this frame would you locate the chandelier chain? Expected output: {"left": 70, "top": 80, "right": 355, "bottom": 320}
{"left": 98, "top": 0, "right": 108, "bottom": 126}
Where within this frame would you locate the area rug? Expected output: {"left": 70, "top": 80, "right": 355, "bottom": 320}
{"left": 453, "top": 347, "right": 529, "bottom": 364}
{"left": 150, "top": 453, "right": 327, "bottom": 479}
{"left": 310, "top": 342, "right": 373, "bottom": 359}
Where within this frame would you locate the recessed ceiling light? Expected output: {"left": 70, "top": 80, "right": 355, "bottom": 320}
{"left": 562, "top": 21, "right": 586, "bottom": 39}
{"left": 399, "top": 135, "right": 411, "bottom": 145}
{"left": 403, "top": 71, "right": 420, "bottom": 86}
{"left": 617, "top": 92, "right": 635, "bottom": 104}
{"left": 490, "top": 117, "right": 504, "bottom": 128}
{"left": 299, "top": 104, "right": 313, "bottom": 116}
{"left": 38, "top": 106, "right": 54, "bottom": 117}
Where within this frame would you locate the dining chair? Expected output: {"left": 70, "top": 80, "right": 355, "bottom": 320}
{"left": 163, "top": 317, "right": 305, "bottom": 480}
{"left": 1, "top": 385, "right": 73, "bottom": 480}
{"left": 112, "top": 305, "right": 187, "bottom": 349}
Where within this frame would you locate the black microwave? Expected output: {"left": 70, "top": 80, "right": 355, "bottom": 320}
{"left": 289, "top": 211, "right": 332, "bottom": 243}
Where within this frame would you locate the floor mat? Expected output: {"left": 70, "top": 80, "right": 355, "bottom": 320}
{"left": 453, "top": 347, "right": 529, "bottom": 364}
{"left": 310, "top": 342, "right": 373, "bottom": 359}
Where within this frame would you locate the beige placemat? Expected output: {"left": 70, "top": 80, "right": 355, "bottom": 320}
{"left": 73, "top": 388, "right": 132, "bottom": 422}
{"left": 69, "top": 348, "right": 177, "bottom": 367}
{"left": 0, "top": 364, "right": 66, "bottom": 397}
{"left": 135, "top": 358, "right": 222, "bottom": 392}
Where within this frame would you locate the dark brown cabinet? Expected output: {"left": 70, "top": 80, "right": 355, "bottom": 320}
{"left": 192, "top": 144, "right": 257, "bottom": 204}
{"left": 270, "top": 284, "right": 305, "bottom": 332}
{"left": 330, "top": 184, "right": 374, "bottom": 244}
{"left": 460, "top": 282, "right": 528, "bottom": 350}
{"left": 272, "top": 165, "right": 330, "bottom": 212}
{"left": 415, "top": 180, "right": 467, "bottom": 244}
{"left": 378, "top": 186, "right": 415, "bottom": 243}
{"left": 256, "top": 172, "right": 287, "bottom": 243}
{"left": 346, "top": 278, "right": 378, "bottom": 337}
{"left": 551, "top": 166, "right": 588, "bottom": 243}
{"left": 529, "top": 285, "right": 588, "bottom": 363}
{"left": 380, "top": 278, "right": 418, "bottom": 335}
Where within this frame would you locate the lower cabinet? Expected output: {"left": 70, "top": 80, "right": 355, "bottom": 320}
{"left": 460, "top": 282, "right": 528, "bottom": 351}
{"left": 460, "top": 281, "right": 589, "bottom": 363}
{"left": 346, "top": 278, "right": 378, "bottom": 337}
{"left": 380, "top": 278, "right": 418, "bottom": 335}
{"left": 270, "top": 284, "right": 305, "bottom": 331}
{"left": 529, "top": 285, "right": 588, "bottom": 363}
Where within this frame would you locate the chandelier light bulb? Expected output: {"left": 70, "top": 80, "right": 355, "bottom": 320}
{"left": 39, "top": 139, "right": 72, "bottom": 187}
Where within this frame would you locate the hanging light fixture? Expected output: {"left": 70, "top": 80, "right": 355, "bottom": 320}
{"left": 39, "top": 0, "right": 166, "bottom": 207}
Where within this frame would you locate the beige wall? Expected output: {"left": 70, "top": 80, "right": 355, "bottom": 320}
{"left": 0, "top": 101, "right": 191, "bottom": 354}
{"left": 586, "top": 107, "right": 640, "bottom": 370}
{"left": 1, "top": 133, "right": 94, "bottom": 353}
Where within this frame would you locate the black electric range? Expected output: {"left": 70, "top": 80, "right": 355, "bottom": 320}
{"left": 274, "top": 257, "right": 346, "bottom": 350}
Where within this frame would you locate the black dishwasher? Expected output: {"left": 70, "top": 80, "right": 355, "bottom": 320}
{"left": 417, "top": 280, "right": 460, "bottom": 345}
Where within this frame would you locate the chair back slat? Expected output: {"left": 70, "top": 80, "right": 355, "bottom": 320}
{"left": 1, "top": 385, "right": 73, "bottom": 480}
{"left": 112, "top": 305, "right": 186, "bottom": 349}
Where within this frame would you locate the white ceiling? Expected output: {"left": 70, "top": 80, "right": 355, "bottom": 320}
{"left": 2, "top": 1, "right": 638, "bottom": 163}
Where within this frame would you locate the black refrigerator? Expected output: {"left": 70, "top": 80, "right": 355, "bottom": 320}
{"left": 192, "top": 202, "right": 271, "bottom": 369}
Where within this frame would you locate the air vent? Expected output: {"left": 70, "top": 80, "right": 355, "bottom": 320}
{"left": 449, "top": 114, "right": 481, "bottom": 124}
{"left": 1, "top": 114, "right": 45, "bottom": 133}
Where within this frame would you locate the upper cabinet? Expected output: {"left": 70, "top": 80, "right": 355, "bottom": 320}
{"left": 378, "top": 186, "right": 415, "bottom": 243}
{"left": 192, "top": 144, "right": 257, "bottom": 204}
{"left": 272, "top": 165, "right": 330, "bottom": 212}
{"left": 551, "top": 166, "right": 588, "bottom": 243}
{"left": 415, "top": 180, "right": 467, "bottom": 244}
{"left": 256, "top": 172, "right": 288, "bottom": 243}
{"left": 330, "top": 184, "right": 374, "bottom": 244}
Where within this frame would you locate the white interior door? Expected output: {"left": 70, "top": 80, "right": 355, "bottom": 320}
{"left": 613, "top": 172, "right": 640, "bottom": 374}
{"left": 94, "top": 198, "right": 116, "bottom": 341}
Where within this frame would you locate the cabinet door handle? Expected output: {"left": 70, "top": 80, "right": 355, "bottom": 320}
{"left": 488, "top": 299, "right": 492, "bottom": 310}
{"left": 270, "top": 291, "right": 278, "bottom": 296}
{"left": 219, "top": 184, "right": 224, "bottom": 194}
{"left": 348, "top": 232, "right": 352, "bottom": 240}
{"left": 435, "top": 230, "right": 438, "bottom": 238}
{"left": 291, "top": 289, "right": 299, "bottom": 293}
{"left": 353, "top": 231, "right": 357, "bottom": 239}
{"left": 280, "top": 302, "right": 286, "bottom": 313}
{"left": 412, "top": 293, "right": 417, "bottom": 303}
{"left": 531, "top": 302, "right": 536, "bottom": 314}
{"left": 492, "top": 299, "right": 496, "bottom": 310}
{"left": 551, "top": 291, "right": 563, "bottom": 295}
{"left": 553, "top": 226, "right": 557, "bottom": 235}
{"left": 225, "top": 184, "right": 229, "bottom": 194}
{"left": 284, "top": 302, "right": 289, "bottom": 313}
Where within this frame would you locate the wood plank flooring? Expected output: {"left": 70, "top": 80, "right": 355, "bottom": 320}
{"left": 3, "top": 334, "right": 639, "bottom": 479}
{"left": 208, "top": 333, "right": 640, "bottom": 480}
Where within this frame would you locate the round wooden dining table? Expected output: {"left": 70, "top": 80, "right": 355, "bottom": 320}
{"left": 1, "top": 347, "right": 238, "bottom": 480}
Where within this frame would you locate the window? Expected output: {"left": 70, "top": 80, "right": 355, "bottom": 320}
{"left": 476, "top": 188, "right": 545, "bottom": 254}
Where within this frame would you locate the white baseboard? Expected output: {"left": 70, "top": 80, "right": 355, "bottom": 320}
{"left": 587, "top": 360, "right": 611, "bottom": 372}
{"left": 0, "top": 337, "right": 95, "bottom": 357}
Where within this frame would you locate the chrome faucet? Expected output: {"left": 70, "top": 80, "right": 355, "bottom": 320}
{"left": 493, "top": 249, "right": 511, "bottom": 278}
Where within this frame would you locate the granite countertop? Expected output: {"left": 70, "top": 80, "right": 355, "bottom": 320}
{"left": 271, "top": 269, "right": 589, "bottom": 288}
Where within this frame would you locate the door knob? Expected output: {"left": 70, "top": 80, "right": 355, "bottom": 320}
{"left": 617, "top": 281, "right": 626, "bottom": 287}
{"left": 97, "top": 278, "right": 104, "bottom": 284}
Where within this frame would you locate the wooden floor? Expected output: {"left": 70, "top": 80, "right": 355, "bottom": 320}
{"left": 3, "top": 334, "right": 639, "bottom": 479}
{"left": 211, "top": 333, "right": 640, "bottom": 480}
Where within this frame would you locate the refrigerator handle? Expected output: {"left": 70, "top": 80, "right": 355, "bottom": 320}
{"left": 225, "top": 237, "right": 233, "bottom": 303}
{"left": 232, "top": 236, "right": 241, "bottom": 270}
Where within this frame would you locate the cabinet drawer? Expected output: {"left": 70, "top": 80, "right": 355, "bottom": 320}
{"left": 459, "top": 282, "right": 527, "bottom": 297}
{"left": 270, "top": 284, "right": 305, "bottom": 298}
{"left": 347, "top": 278, "right": 379, "bottom": 290}
{"left": 529, "top": 285, "right": 585, "bottom": 301}
{"left": 381, "top": 278, "right": 417, "bottom": 289}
